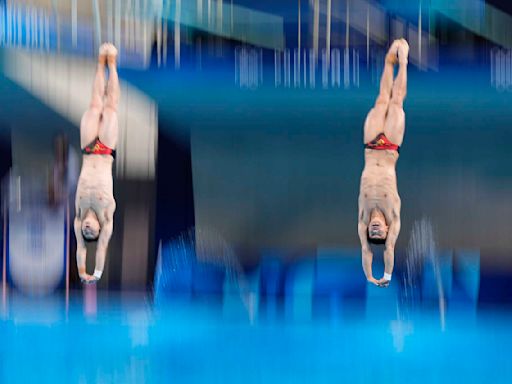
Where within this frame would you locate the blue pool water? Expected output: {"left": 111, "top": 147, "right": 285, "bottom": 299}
{"left": 1, "top": 290, "right": 511, "bottom": 383}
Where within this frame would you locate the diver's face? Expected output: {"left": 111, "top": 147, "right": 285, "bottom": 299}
{"left": 368, "top": 210, "right": 388, "bottom": 240}
{"left": 82, "top": 212, "right": 100, "bottom": 240}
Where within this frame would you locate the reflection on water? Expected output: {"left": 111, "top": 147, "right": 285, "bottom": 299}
{"left": 154, "top": 227, "right": 257, "bottom": 320}
{"left": 404, "top": 218, "right": 446, "bottom": 330}
{"left": 490, "top": 48, "right": 512, "bottom": 92}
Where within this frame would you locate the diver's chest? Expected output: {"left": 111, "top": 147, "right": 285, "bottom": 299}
{"left": 78, "top": 186, "right": 112, "bottom": 209}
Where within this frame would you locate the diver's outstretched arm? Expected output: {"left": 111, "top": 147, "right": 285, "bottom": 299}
{"left": 358, "top": 221, "right": 378, "bottom": 286}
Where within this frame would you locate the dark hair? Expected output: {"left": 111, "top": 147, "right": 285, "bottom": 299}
{"left": 367, "top": 233, "right": 386, "bottom": 245}
{"left": 83, "top": 233, "right": 99, "bottom": 243}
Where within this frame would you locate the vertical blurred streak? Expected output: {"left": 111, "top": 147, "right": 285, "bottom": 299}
{"left": 490, "top": 49, "right": 495, "bottom": 88}
{"left": 9, "top": 2, "right": 14, "bottom": 46}
{"left": 142, "top": 0, "right": 148, "bottom": 63}
{"left": 428, "top": 0, "right": 433, "bottom": 44}
{"left": 321, "top": 48, "right": 327, "bottom": 88}
{"left": 357, "top": 50, "right": 360, "bottom": 86}
{"left": 65, "top": 199, "right": 70, "bottom": 315}
{"left": 83, "top": 283, "right": 97, "bottom": 318}
{"left": 345, "top": 0, "right": 349, "bottom": 50}
{"left": 501, "top": 50, "right": 506, "bottom": 91}
{"left": 309, "top": 48, "right": 315, "bottom": 88}
{"left": 366, "top": 3, "right": 369, "bottom": 69}
{"left": 125, "top": 1, "right": 130, "bottom": 50}
{"left": 274, "top": 50, "right": 280, "bottom": 87}
{"left": 197, "top": 0, "right": 203, "bottom": 25}
{"left": 115, "top": 0, "right": 121, "bottom": 59}
{"left": 33, "top": 7, "right": 38, "bottom": 48}
{"left": 298, "top": 0, "right": 301, "bottom": 85}
{"left": 207, "top": 0, "right": 211, "bottom": 29}
{"left": 35, "top": 7, "right": 39, "bottom": 48}
{"left": 25, "top": 5, "right": 30, "bottom": 47}
{"left": 175, "top": 0, "right": 181, "bottom": 69}
{"left": 217, "top": 0, "right": 223, "bottom": 34}
{"left": 234, "top": 46, "right": 238, "bottom": 85}
{"left": 354, "top": 49, "right": 359, "bottom": 87}
{"left": 294, "top": 49, "right": 300, "bottom": 87}
{"left": 303, "top": 49, "right": 307, "bottom": 85}
{"left": 344, "top": 0, "right": 350, "bottom": 89}
{"left": 92, "top": 0, "right": 102, "bottom": 50}
{"left": 14, "top": 3, "right": 17, "bottom": 45}
{"left": 249, "top": 49, "right": 253, "bottom": 87}
{"left": 260, "top": 49, "right": 263, "bottom": 85}
{"left": 326, "top": 0, "right": 331, "bottom": 70}
{"left": 240, "top": 48, "right": 246, "bottom": 87}
{"left": 313, "top": 0, "right": 319, "bottom": 63}
{"left": 51, "top": 0, "right": 60, "bottom": 52}
{"left": 157, "top": 14, "right": 162, "bottom": 67}
{"left": 352, "top": 48, "right": 355, "bottom": 84}
{"left": 123, "top": 1, "right": 130, "bottom": 50}
{"left": 13, "top": 4, "right": 16, "bottom": 45}
{"left": 45, "top": 12, "right": 49, "bottom": 51}
{"left": 284, "top": 48, "right": 291, "bottom": 87}
{"left": 16, "top": 176, "right": 20, "bottom": 213}
{"left": 6, "top": 2, "right": 10, "bottom": 45}
{"left": 17, "top": 4, "right": 22, "bottom": 46}
{"left": 331, "top": 48, "right": 340, "bottom": 87}
{"left": 71, "top": 0, "right": 77, "bottom": 48}
{"left": 107, "top": 0, "right": 113, "bottom": 43}
{"left": 496, "top": 50, "right": 503, "bottom": 91}
{"left": 39, "top": 8, "right": 44, "bottom": 50}
{"left": 163, "top": 1, "right": 169, "bottom": 66}
{"left": 135, "top": 0, "right": 140, "bottom": 54}
{"left": 418, "top": 0, "right": 422, "bottom": 70}
{"left": 2, "top": 186, "right": 6, "bottom": 316}
{"left": 0, "top": 3, "right": 4, "bottom": 45}
{"left": 495, "top": 50, "right": 500, "bottom": 90}
{"left": 506, "top": 50, "right": 511, "bottom": 90}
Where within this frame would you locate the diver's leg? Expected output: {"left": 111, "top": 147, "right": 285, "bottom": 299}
{"left": 98, "top": 44, "right": 119, "bottom": 150}
{"left": 80, "top": 44, "right": 109, "bottom": 148}
{"left": 364, "top": 40, "right": 400, "bottom": 144}
{"left": 384, "top": 39, "right": 408, "bottom": 146}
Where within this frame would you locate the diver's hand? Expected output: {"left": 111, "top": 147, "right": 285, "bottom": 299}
{"left": 80, "top": 274, "right": 98, "bottom": 284}
{"left": 367, "top": 277, "right": 379, "bottom": 286}
{"left": 376, "top": 277, "right": 390, "bottom": 288}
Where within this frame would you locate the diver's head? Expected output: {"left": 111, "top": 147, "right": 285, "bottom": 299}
{"left": 82, "top": 210, "right": 100, "bottom": 241}
{"left": 367, "top": 209, "right": 388, "bottom": 244}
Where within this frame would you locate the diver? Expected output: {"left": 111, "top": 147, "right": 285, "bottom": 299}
{"left": 74, "top": 43, "right": 119, "bottom": 283}
{"left": 358, "top": 39, "right": 409, "bottom": 287}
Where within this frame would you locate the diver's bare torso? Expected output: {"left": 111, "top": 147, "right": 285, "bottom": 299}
{"left": 359, "top": 149, "right": 401, "bottom": 225}
{"left": 76, "top": 154, "right": 115, "bottom": 224}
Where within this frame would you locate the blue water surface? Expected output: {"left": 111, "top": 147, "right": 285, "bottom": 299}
{"left": 1, "top": 289, "right": 511, "bottom": 384}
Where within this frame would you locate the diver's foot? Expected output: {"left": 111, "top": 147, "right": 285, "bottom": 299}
{"left": 98, "top": 43, "right": 109, "bottom": 65}
{"left": 398, "top": 38, "right": 409, "bottom": 65}
{"left": 385, "top": 39, "right": 401, "bottom": 65}
{"left": 106, "top": 43, "right": 118, "bottom": 67}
